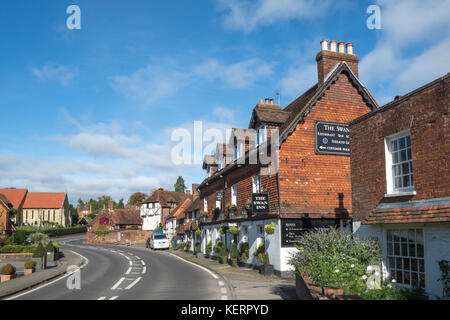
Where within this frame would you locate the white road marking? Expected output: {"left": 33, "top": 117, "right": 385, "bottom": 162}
{"left": 221, "top": 288, "right": 227, "bottom": 294}
{"left": 140, "top": 260, "right": 145, "bottom": 266}
{"left": 109, "top": 296, "right": 119, "bottom": 300}
{"left": 129, "top": 261, "right": 133, "bottom": 266}
{"left": 125, "top": 267, "right": 132, "bottom": 275}
{"left": 125, "top": 256, "right": 130, "bottom": 260}
{"left": 111, "top": 277, "right": 126, "bottom": 290}
{"left": 98, "top": 297, "right": 106, "bottom": 300}
{"left": 125, "top": 277, "right": 142, "bottom": 290}
{"left": 218, "top": 281, "right": 224, "bottom": 287}
{"left": 142, "top": 267, "right": 146, "bottom": 274}
{"left": 221, "top": 296, "right": 228, "bottom": 300}
{"left": 168, "top": 252, "right": 219, "bottom": 279}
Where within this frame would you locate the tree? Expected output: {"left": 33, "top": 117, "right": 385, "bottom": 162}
{"left": 69, "top": 204, "right": 79, "bottom": 226}
{"left": 127, "top": 192, "right": 147, "bottom": 208}
{"left": 116, "top": 199, "right": 125, "bottom": 209}
{"left": 174, "top": 176, "right": 187, "bottom": 193}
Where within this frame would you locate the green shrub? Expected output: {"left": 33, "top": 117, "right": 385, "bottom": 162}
{"left": 362, "top": 284, "right": 407, "bottom": 300}
{"left": 213, "top": 240, "right": 223, "bottom": 254}
{"left": 46, "top": 241, "right": 54, "bottom": 252}
{"left": 206, "top": 240, "right": 212, "bottom": 255}
{"left": 127, "top": 226, "right": 139, "bottom": 230}
{"left": 13, "top": 230, "right": 27, "bottom": 244}
{"left": 288, "top": 227, "right": 381, "bottom": 296}
{"left": 33, "top": 243, "right": 47, "bottom": 258}
{"left": 220, "top": 244, "right": 229, "bottom": 258}
{"left": 263, "top": 252, "right": 271, "bottom": 266}
{"left": 93, "top": 230, "right": 111, "bottom": 236}
{"left": 177, "top": 242, "right": 186, "bottom": 250}
{"left": 30, "top": 233, "right": 49, "bottom": 245}
{"left": 0, "top": 264, "right": 16, "bottom": 275}
{"left": 0, "top": 235, "right": 13, "bottom": 246}
{"left": 230, "top": 243, "right": 239, "bottom": 260}
{"left": 53, "top": 242, "right": 59, "bottom": 252}
{"left": 24, "top": 260, "right": 37, "bottom": 269}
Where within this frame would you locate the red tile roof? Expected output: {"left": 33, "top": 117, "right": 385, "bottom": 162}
{"left": 23, "top": 193, "right": 67, "bottom": 209}
{"left": 112, "top": 209, "right": 142, "bottom": 225}
{"left": 143, "top": 189, "right": 191, "bottom": 207}
{"left": 0, "top": 193, "right": 12, "bottom": 207}
{"left": 0, "top": 189, "right": 28, "bottom": 210}
{"left": 364, "top": 204, "right": 450, "bottom": 224}
{"left": 171, "top": 198, "right": 193, "bottom": 220}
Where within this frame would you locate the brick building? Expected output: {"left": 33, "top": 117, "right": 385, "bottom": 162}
{"left": 0, "top": 193, "right": 15, "bottom": 235}
{"left": 350, "top": 73, "right": 450, "bottom": 299}
{"left": 0, "top": 188, "right": 28, "bottom": 225}
{"left": 198, "top": 40, "right": 378, "bottom": 275}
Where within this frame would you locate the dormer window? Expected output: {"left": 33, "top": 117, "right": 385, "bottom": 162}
{"left": 256, "top": 125, "right": 267, "bottom": 146}
{"left": 218, "top": 156, "right": 224, "bottom": 170}
{"left": 233, "top": 137, "right": 242, "bottom": 161}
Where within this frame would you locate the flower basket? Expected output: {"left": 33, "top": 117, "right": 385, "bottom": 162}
{"left": 264, "top": 222, "right": 275, "bottom": 235}
{"left": 228, "top": 225, "right": 238, "bottom": 235}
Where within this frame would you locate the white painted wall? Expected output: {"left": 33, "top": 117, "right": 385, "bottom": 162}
{"left": 353, "top": 221, "right": 450, "bottom": 299}
{"left": 141, "top": 203, "right": 161, "bottom": 231}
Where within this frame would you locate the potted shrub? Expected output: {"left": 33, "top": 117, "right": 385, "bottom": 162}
{"left": 205, "top": 240, "right": 212, "bottom": 258}
{"left": 0, "top": 264, "right": 16, "bottom": 282}
{"left": 259, "top": 252, "right": 274, "bottom": 276}
{"left": 195, "top": 242, "right": 201, "bottom": 258}
{"left": 32, "top": 243, "right": 47, "bottom": 271}
{"left": 185, "top": 241, "right": 191, "bottom": 252}
{"left": 46, "top": 241, "right": 55, "bottom": 263}
{"left": 220, "top": 245, "right": 229, "bottom": 264}
{"left": 53, "top": 242, "right": 60, "bottom": 260}
{"left": 238, "top": 242, "right": 249, "bottom": 266}
{"left": 230, "top": 243, "right": 239, "bottom": 267}
{"left": 24, "top": 260, "right": 37, "bottom": 276}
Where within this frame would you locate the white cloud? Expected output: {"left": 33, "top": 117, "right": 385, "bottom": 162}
{"left": 31, "top": 64, "right": 78, "bottom": 85}
{"left": 193, "top": 58, "right": 275, "bottom": 88}
{"left": 217, "top": 0, "right": 335, "bottom": 33}
{"left": 212, "top": 106, "right": 236, "bottom": 122}
{"left": 279, "top": 63, "right": 317, "bottom": 98}
{"left": 360, "top": 0, "right": 450, "bottom": 99}
{"left": 111, "top": 58, "right": 275, "bottom": 106}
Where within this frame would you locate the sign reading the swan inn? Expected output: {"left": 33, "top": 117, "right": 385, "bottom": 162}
{"left": 315, "top": 121, "right": 350, "bottom": 156}
{"left": 252, "top": 193, "right": 269, "bottom": 215}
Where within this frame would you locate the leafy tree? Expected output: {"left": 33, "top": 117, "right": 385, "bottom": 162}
{"left": 116, "top": 199, "right": 125, "bottom": 209}
{"left": 69, "top": 204, "right": 79, "bottom": 226}
{"left": 174, "top": 176, "right": 187, "bottom": 193}
{"left": 127, "top": 192, "right": 147, "bottom": 208}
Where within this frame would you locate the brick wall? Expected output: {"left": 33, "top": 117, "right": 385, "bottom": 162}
{"left": 86, "top": 230, "right": 152, "bottom": 245}
{"left": 350, "top": 77, "right": 449, "bottom": 221}
{"left": 279, "top": 71, "right": 373, "bottom": 217}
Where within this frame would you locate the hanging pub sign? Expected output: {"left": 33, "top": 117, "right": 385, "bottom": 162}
{"left": 216, "top": 192, "right": 224, "bottom": 202}
{"left": 252, "top": 193, "right": 269, "bottom": 215}
{"left": 315, "top": 121, "right": 350, "bottom": 156}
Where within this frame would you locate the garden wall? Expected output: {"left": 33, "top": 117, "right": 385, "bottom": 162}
{"left": 86, "top": 230, "right": 152, "bottom": 245}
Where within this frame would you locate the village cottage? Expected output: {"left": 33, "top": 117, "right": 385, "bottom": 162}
{"left": 0, "top": 189, "right": 28, "bottom": 225}
{"left": 22, "top": 192, "right": 71, "bottom": 227}
{"left": 350, "top": 73, "right": 450, "bottom": 299}
{"left": 198, "top": 40, "right": 379, "bottom": 276}
{"left": 0, "top": 193, "right": 15, "bottom": 235}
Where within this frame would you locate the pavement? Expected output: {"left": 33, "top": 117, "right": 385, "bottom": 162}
{"left": 135, "top": 245, "right": 298, "bottom": 300}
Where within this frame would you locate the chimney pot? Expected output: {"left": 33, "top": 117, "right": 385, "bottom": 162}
{"left": 321, "top": 39, "right": 329, "bottom": 51}
{"left": 265, "top": 98, "right": 269, "bottom": 104}
{"left": 270, "top": 99, "right": 274, "bottom": 105}
{"left": 346, "top": 43, "right": 353, "bottom": 55}
{"left": 330, "top": 40, "right": 337, "bottom": 52}
{"left": 259, "top": 99, "right": 263, "bottom": 104}
{"left": 338, "top": 42, "right": 345, "bottom": 53}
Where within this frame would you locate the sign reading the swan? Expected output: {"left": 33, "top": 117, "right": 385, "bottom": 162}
{"left": 252, "top": 193, "right": 269, "bottom": 215}
{"left": 315, "top": 121, "right": 350, "bottom": 156}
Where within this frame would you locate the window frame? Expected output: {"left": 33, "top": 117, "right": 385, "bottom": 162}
{"left": 385, "top": 228, "right": 425, "bottom": 289}
{"left": 252, "top": 176, "right": 262, "bottom": 193}
{"left": 384, "top": 130, "right": 416, "bottom": 196}
{"left": 231, "top": 185, "right": 237, "bottom": 206}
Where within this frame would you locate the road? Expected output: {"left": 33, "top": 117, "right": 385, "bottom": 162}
{"left": 8, "top": 237, "right": 228, "bottom": 300}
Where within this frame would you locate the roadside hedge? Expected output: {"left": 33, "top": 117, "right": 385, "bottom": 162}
{"left": 13, "top": 226, "right": 87, "bottom": 244}
{"left": 0, "top": 244, "right": 37, "bottom": 254}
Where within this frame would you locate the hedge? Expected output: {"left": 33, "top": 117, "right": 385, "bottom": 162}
{"left": 0, "top": 245, "right": 37, "bottom": 254}
{"left": 14, "top": 226, "right": 87, "bottom": 244}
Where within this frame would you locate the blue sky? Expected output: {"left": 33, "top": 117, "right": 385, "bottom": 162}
{"left": 0, "top": 0, "right": 449, "bottom": 204}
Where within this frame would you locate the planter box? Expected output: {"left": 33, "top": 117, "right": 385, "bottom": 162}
{"left": 221, "top": 256, "right": 227, "bottom": 264}
{"left": 32, "top": 256, "right": 47, "bottom": 271}
{"left": 1, "top": 274, "right": 17, "bottom": 283}
{"left": 259, "top": 265, "right": 274, "bottom": 276}
{"left": 295, "top": 274, "right": 314, "bottom": 300}
{"left": 322, "top": 287, "right": 343, "bottom": 298}
{"left": 24, "top": 268, "right": 34, "bottom": 276}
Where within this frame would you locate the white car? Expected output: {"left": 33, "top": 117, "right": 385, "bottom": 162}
{"left": 150, "top": 233, "right": 170, "bottom": 250}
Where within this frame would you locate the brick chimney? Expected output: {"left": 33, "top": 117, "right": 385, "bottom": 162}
{"left": 108, "top": 200, "right": 114, "bottom": 211}
{"left": 186, "top": 190, "right": 191, "bottom": 196}
{"left": 192, "top": 184, "right": 200, "bottom": 198}
{"left": 316, "top": 40, "right": 359, "bottom": 84}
